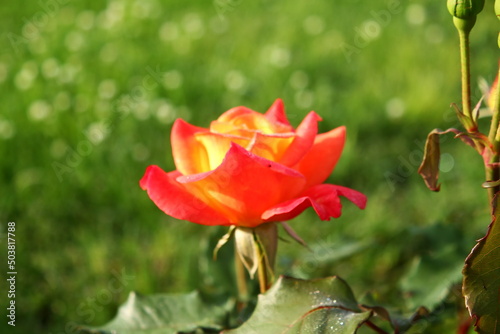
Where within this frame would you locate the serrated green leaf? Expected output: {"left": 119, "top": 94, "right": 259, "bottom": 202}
{"left": 463, "top": 194, "right": 500, "bottom": 334}
{"left": 223, "top": 276, "right": 371, "bottom": 334}
{"left": 360, "top": 304, "right": 429, "bottom": 333}
{"left": 287, "top": 308, "right": 371, "bottom": 333}
{"left": 80, "top": 291, "right": 232, "bottom": 334}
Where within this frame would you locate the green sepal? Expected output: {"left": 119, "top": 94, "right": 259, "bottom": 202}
{"left": 452, "top": 103, "right": 478, "bottom": 132}
{"left": 213, "top": 226, "right": 236, "bottom": 260}
{"left": 234, "top": 223, "right": 277, "bottom": 280}
{"left": 452, "top": 16, "right": 476, "bottom": 34}
{"left": 447, "top": 0, "right": 484, "bottom": 19}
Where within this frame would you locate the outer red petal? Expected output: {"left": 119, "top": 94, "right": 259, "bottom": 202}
{"left": 334, "top": 185, "right": 367, "bottom": 210}
{"left": 140, "top": 165, "right": 232, "bottom": 226}
{"left": 261, "top": 184, "right": 366, "bottom": 222}
{"left": 264, "top": 98, "right": 292, "bottom": 127}
{"left": 171, "top": 119, "right": 210, "bottom": 175}
{"left": 279, "top": 111, "right": 321, "bottom": 167}
{"left": 177, "top": 143, "right": 306, "bottom": 227}
{"left": 294, "top": 126, "right": 346, "bottom": 188}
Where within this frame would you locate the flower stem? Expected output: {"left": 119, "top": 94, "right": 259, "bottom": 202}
{"left": 234, "top": 243, "right": 249, "bottom": 308}
{"left": 485, "top": 155, "right": 500, "bottom": 205}
{"left": 487, "top": 65, "right": 500, "bottom": 205}
{"left": 458, "top": 29, "right": 473, "bottom": 122}
{"left": 489, "top": 71, "right": 500, "bottom": 144}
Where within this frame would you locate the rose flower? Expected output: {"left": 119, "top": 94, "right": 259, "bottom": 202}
{"left": 140, "top": 99, "right": 366, "bottom": 228}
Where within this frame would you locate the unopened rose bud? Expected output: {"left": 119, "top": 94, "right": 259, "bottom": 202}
{"left": 447, "top": 0, "right": 485, "bottom": 19}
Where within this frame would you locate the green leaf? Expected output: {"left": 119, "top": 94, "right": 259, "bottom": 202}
{"left": 463, "top": 194, "right": 500, "bottom": 334}
{"left": 223, "top": 276, "right": 372, "bottom": 334}
{"left": 80, "top": 291, "right": 233, "bottom": 334}
{"left": 360, "top": 304, "right": 429, "bottom": 333}
{"left": 287, "top": 308, "right": 371, "bottom": 333}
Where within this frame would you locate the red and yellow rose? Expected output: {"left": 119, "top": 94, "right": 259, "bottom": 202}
{"left": 140, "top": 99, "right": 366, "bottom": 228}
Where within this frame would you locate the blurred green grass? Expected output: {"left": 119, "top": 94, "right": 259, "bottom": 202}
{"left": 0, "top": 0, "right": 498, "bottom": 333}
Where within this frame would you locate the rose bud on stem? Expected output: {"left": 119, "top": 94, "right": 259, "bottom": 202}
{"left": 447, "top": 0, "right": 484, "bottom": 130}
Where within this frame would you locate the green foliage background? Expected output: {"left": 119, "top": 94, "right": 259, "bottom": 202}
{"left": 0, "top": 0, "right": 498, "bottom": 333}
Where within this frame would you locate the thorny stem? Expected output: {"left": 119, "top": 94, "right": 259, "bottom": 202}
{"left": 458, "top": 22, "right": 500, "bottom": 205}
{"left": 488, "top": 67, "right": 500, "bottom": 143}
{"left": 487, "top": 65, "right": 500, "bottom": 205}
{"left": 485, "top": 156, "right": 500, "bottom": 205}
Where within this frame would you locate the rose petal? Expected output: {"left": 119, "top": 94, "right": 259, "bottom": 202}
{"left": 279, "top": 111, "right": 322, "bottom": 167}
{"left": 247, "top": 131, "right": 295, "bottom": 162}
{"left": 264, "top": 98, "right": 292, "bottom": 128}
{"left": 262, "top": 184, "right": 366, "bottom": 222}
{"left": 294, "top": 126, "right": 346, "bottom": 188}
{"left": 209, "top": 121, "right": 250, "bottom": 136}
{"left": 333, "top": 185, "right": 367, "bottom": 210}
{"left": 140, "top": 166, "right": 232, "bottom": 226}
{"left": 195, "top": 132, "right": 250, "bottom": 170}
{"left": 216, "top": 106, "right": 257, "bottom": 123}
{"left": 216, "top": 105, "right": 292, "bottom": 134}
{"left": 177, "top": 143, "right": 306, "bottom": 227}
{"left": 171, "top": 119, "right": 210, "bottom": 175}
{"left": 261, "top": 186, "right": 341, "bottom": 222}
{"left": 210, "top": 107, "right": 256, "bottom": 134}
{"left": 262, "top": 197, "right": 316, "bottom": 222}
{"left": 217, "top": 106, "right": 273, "bottom": 132}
